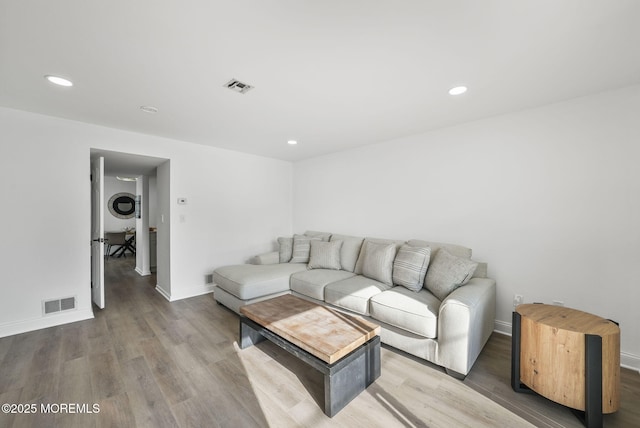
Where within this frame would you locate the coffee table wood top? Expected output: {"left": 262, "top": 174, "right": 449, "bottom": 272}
{"left": 240, "top": 294, "right": 380, "bottom": 364}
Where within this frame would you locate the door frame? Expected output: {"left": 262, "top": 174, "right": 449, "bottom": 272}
{"left": 90, "top": 156, "right": 105, "bottom": 309}
{"left": 89, "top": 149, "right": 170, "bottom": 309}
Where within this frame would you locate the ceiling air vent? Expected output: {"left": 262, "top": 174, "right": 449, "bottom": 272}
{"left": 224, "top": 78, "right": 253, "bottom": 94}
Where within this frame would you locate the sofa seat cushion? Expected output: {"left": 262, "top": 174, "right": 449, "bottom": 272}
{"left": 369, "top": 287, "right": 441, "bottom": 339}
{"left": 213, "top": 263, "right": 307, "bottom": 300}
{"left": 290, "top": 269, "right": 356, "bottom": 300}
{"left": 324, "top": 275, "right": 392, "bottom": 316}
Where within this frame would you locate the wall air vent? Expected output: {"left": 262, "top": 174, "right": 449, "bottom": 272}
{"left": 43, "top": 296, "right": 76, "bottom": 315}
{"left": 224, "top": 78, "right": 254, "bottom": 94}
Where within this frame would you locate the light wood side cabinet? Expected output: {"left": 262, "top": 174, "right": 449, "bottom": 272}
{"left": 512, "top": 304, "right": 620, "bottom": 428}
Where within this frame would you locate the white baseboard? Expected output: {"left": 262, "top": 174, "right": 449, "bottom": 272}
{"left": 0, "top": 309, "right": 94, "bottom": 339}
{"left": 155, "top": 284, "right": 171, "bottom": 301}
{"left": 135, "top": 267, "right": 152, "bottom": 276}
{"left": 621, "top": 352, "right": 640, "bottom": 373}
{"left": 494, "top": 319, "right": 640, "bottom": 373}
{"left": 493, "top": 319, "right": 512, "bottom": 336}
{"left": 155, "top": 284, "right": 215, "bottom": 302}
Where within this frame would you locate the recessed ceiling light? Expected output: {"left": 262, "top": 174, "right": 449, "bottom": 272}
{"left": 116, "top": 176, "right": 138, "bottom": 182}
{"left": 287, "top": 140, "right": 298, "bottom": 145}
{"left": 45, "top": 75, "right": 73, "bottom": 87}
{"left": 140, "top": 105, "right": 159, "bottom": 114}
{"left": 448, "top": 86, "right": 467, "bottom": 96}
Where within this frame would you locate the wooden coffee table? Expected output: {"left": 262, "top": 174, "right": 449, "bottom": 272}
{"left": 239, "top": 294, "right": 381, "bottom": 417}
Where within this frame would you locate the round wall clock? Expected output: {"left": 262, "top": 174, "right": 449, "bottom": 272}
{"left": 108, "top": 192, "right": 136, "bottom": 219}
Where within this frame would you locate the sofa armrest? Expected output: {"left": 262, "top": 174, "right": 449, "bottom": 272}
{"left": 251, "top": 251, "right": 280, "bottom": 265}
{"left": 436, "top": 277, "right": 496, "bottom": 376}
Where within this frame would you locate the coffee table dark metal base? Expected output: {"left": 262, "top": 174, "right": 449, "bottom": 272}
{"left": 239, "top": 316, "right": 381, "bottom": 417}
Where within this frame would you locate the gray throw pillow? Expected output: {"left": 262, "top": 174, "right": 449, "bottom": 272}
{"left": 308, "top": 240, "right": 343, "bottom": 270}
{"left": 290, "top": 234, "right": 321, "bottom": 263}
{"left": 393, "top": 244, "right": 431, "bottom": 292}
{"left": 361, "top": 241, "right": 397, "bottom": 286}
{"left": 354, "top": 238, "right": 403, "bottom": 274}
{"left": 277, "top": 236, "right": 293, "bottom": 263}
{"left": 425, "top": 248, "right": 478, "bottom": 301}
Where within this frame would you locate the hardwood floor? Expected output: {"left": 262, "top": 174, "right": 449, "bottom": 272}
{"left": 0, "top": 257, "right": 638, "bottom": 427}
{"left": 465, "top": 329, "right": 640, "bottom": 427}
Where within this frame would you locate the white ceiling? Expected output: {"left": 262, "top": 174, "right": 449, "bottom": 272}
{"left": 2, "top": 0, "right": 640, "bottom": 162}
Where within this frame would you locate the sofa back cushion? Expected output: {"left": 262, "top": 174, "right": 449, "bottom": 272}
{"left": 360, "top": 241, "right": 397, "bottom": 286}
{"left": 330, "top": 234, "right": 364, "bottom": 272}
{"left": 473, "top": 262, "right": 488, "bottom": 278}
{"left": 407, "top": 239, "right": 472, "bottom": 259}
{"left": 303, "top": 230, "right": 332, "bottom": 241}
{"left": 409, "top": 239, "right": 488, "bottom": 278}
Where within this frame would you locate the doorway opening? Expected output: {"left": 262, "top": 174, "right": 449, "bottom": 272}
{"left": 90, "top": 149, "right": 170, "bottom": 311}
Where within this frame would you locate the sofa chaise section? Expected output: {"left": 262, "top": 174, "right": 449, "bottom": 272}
{"left": 212, "top": 262, "right": 307, "bottom": 313}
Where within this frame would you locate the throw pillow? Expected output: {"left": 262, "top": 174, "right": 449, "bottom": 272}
{"left": 290, "top": 234, "right": 321, "bottom": 263}
{"left": 354, "top": 238, "right": 402, "bottom": 274}
{"left": 424, "top": 248, "right": 478, "bottom": 301}
{"left": 361, "top": 241, "right": 397, "bottom": 286}
{"left": 277, "top": 236, "right": 293, "bottom": 263}
{"left": 308, "top": 240, "right": 343, "bottom": 270}
{"left": 393, "top": 244, "right": 431, "bottom": 292}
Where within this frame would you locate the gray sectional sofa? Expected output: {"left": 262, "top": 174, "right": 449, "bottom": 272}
{"left": 213, "top": 231, "right": 496, "bottom": 378}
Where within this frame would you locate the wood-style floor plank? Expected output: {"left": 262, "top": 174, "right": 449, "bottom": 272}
{"left": 88, "top": 350, "right": 124, "bottom": 401}
{"left": 119, "top": 355, "right": 178, "bottom": 428}
{"left": 96, "top": 392, "right": 137, "bottom": 428}
{"left": 0, "top": 257, "right": 637, "bottom": 427}
{"left": 138, "top": 337, "right": 192, "bottom": 406}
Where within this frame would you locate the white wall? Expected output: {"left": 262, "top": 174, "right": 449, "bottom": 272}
{"left": 292, "top": 85, "right": 640, "bottom": 369}
{"left": 0, "top": 106, "right": 293, "bottom": 336}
